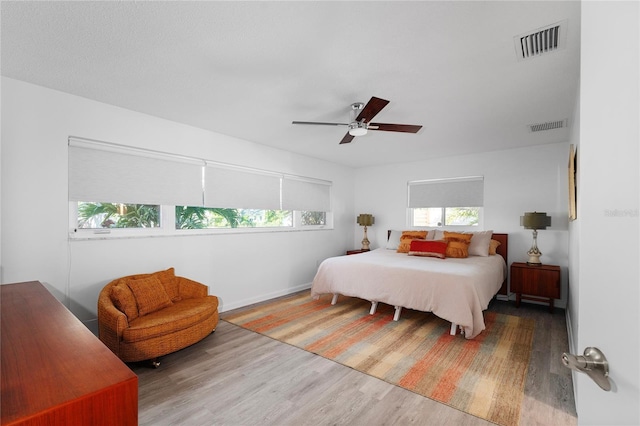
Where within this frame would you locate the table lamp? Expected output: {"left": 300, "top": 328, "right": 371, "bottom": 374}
{"left": 356, "top": 214, "right": 374, "bottom": 250}
{"left": 520, "top": 212, "right": 551, "bottom": 265}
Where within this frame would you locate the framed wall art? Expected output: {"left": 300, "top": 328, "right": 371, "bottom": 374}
{"left": 568, "top": 144, "right": 577, "bottom": 221}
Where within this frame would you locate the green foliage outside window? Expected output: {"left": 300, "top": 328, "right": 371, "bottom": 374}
{"left": 78, "top": 203, "right": 321, "bottom": 230}
{"left": 77, "top": 203, "right": 160, "bottom": 228}
{"left": 176, "top": 207, "right": 292, "bottom": 229}
{"left": 175, "top": 206, "right": 242, "bottom": 229}
{"left": 445, "top": 207, "right": 479, "bottom": 226}
{"left": 301, "top": 211, "right": 326, "bottom": 226}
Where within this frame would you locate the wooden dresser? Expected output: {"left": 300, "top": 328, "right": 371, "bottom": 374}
{"left": 1, "top": 281, "right": 138, "bottom": 426}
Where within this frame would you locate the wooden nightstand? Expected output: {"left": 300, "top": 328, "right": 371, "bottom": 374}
{"left": 346, "top": 249, "right": 370, "bottom": 255}
{"left": 510, "top": 262, "right": 560, "bottom": 313}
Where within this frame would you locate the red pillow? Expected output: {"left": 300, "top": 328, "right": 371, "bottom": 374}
{"left": 408, "top": 240, "right": 448, "bottom": 259}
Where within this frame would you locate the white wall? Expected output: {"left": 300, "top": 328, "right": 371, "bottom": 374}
{"left": 354, "top": 142, "right": 571, "bottom": 307}
{"left": 0, "top": 77, "right": 355, "bottom": 331}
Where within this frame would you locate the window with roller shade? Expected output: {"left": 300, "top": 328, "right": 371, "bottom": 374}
{"left": 68, "top": 137, "right": 332, "bottom": 237}
{"left": 407, "top": 176, "right": 483, "bottom": 227}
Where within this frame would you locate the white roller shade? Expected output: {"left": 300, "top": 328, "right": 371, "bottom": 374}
{"left": 281, "top": 176, "right": 332, "bottom": 212}
{"left": 68, "top": 139, "right": 204, "bottom": 206}
{"left": 204, "top": 163, "right": 281, "bottom": 210}
{"left": 408, "top": 176, "right": 484, "bottom": 208}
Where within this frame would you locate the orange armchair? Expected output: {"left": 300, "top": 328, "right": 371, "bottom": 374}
{"left": 98, "top": 268, "right": 218, "bottom": 366}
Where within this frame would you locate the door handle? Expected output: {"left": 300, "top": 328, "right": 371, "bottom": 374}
{"left": 562, "top": 347, "right": 611, "bottom": 391}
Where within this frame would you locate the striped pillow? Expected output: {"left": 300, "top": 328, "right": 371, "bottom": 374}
{"left": 397, "top": 230, "right": 429, "bottom": 253}
{"left": 443, "top": 231, "right": 473, "bottom": 258}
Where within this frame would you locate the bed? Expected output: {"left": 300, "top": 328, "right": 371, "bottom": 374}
{"left": 310, "top": 232, "right": 508, "bottom": 339}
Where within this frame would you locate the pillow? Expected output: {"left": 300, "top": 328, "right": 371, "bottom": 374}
{"left": 110, "top": 283, "right": 139, "bottom": 320}
{"left": 432, "top": 229, "right": 445, "bottom": 240}
{"left": 466, "top": 230, "right": 493, "bottom": 257}
{"left": 150, "top": 267, "right": 181, "bottom": 302}
{"left": 443, "top": 231, "right": 473, "bottom": 258}
{"left": 489, "top": 239, "right": 501, "bottom": 255}
{"left": 126, "top": 276, "right": 173, "bottom": 316}
{"left": 397, "top": 230, "right": 429, "bottom": 253}
{"left": 386, "top": 230, "right": 402, "bottom": 249}
{"left": 408, "top": 239, "right": 448, "bottom": 259}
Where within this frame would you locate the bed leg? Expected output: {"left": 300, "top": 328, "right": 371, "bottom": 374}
{"left": 450, "top": 323, "right": 458, "bottom": 335}
{"left": 393, "top": 306, "right": 402, "bottom": 321}
{"left": 369, "top": 301, "right": 378, "bottom": 315}
{"left": 331, "top": 294, "right": 339, "bottom": 305}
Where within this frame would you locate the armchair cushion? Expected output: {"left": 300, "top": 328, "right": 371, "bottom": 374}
{"left": 151, "top": 267, "right": 181, "bottom": 302}
{"left": 123, "top": 296, "right": 219, "bottom": 343}
{"left": 127, "top": 267, "right": 181, "bottom": 302}
{"left": 126, "top": 276, "right": 173, "bottom": 316}
{"left": 110, "top": 283, "right": 139, "bottom": 320}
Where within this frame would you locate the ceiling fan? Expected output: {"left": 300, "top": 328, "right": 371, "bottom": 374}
{"left": 292, "top": 96, "right": 423, "bottom": 144}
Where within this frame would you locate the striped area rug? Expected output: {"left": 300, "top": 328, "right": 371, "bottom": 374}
{"left": 223, "top": 292, "right": 534, "bottom": 426}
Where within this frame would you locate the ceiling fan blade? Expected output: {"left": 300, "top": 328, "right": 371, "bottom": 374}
{"left": 339, "top": 133, "right": 355, "bottom": 144}
{"left": 292, "top": 121, "right": 348, "bottom": 127}
{"left": 369, "top": 123, "right": 423, "bottom": 133}
{"left": 355, "top": 96, "right": 390, "bottom": 123}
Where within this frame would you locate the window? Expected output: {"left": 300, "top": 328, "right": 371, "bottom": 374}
{"left": 77, "top": 202, "right": 160, "bottom": 229}
{"left": 175, "top": 207, "right": 292, "bottom": 229}
{"left": 412, "top": 207, "right": 480, "bottom": 227}
{"left": 68, "top": 137, "right": 332, "bottom": 238}
{"left": 301, "top": 211, "right": 326, "bottom": 226}
{"left": 408, "top": 176, "right": 483, "bottom": 228}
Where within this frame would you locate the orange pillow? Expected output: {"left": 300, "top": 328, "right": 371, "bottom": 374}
{"left": 408, "top": 240, "right": 448, "bottom": 259}
{"left": 489, "top": 239, "right": 501, "bottom": 255}
{"left": 126, "top": 276, "right": 173, "bottom": 316}
{"left": 397, "top": 230, "right": 429, "bottom": 253}
{"left": 443, "top": 231, "right": 473, "bottom": 258}
{"left": 110, "top": 283, "right": 139, "bottom": 320}
{"left": 151, "top": 268, "right": 181, "bottom": 302}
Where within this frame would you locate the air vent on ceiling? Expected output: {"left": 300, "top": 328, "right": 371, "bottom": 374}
{"left": 515, "top": 20, "right": 567, "bottom": 61}
{"left": 528, "top": 119, "right": 567, "bottom": 133}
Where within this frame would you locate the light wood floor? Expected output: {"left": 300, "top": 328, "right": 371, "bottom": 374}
{"left": 132, "top": 294, "right": 577, "bottom": 425}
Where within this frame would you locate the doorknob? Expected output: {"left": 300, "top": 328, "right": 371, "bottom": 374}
{"left": 562, "top": 347, "right": 611, "bottom": 391}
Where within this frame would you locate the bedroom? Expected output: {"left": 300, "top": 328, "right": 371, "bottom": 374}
{"left": 1, "top": 1, "right": 638, "bottom": 425}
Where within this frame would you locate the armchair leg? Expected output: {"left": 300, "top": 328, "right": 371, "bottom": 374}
{"left": 150, "top": 358, "right": 161, "bottom": 368}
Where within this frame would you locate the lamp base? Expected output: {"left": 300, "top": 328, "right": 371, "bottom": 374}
{"left": 526, "top": 250, "right": 542, "bottom": 266}
{"left": 361, "top": 225, "right": 370, "bottom": 250}
{"left": 526, "top": 229, "right": 543, "bottom": 265}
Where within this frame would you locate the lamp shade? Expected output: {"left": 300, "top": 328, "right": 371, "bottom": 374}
{"left": 520, "top": 212, "right": 551, "bottom": 230}
{"left": 356, "top": 214, "right": 375, "bottom": 227}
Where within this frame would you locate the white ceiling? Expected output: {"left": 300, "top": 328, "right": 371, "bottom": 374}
{"left": 1, "top": 1, "right": 580, "bottom": 168}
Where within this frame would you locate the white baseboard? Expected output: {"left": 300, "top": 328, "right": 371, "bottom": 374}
{"left": 219, "top": 282, "right": 312, "bottom": 313}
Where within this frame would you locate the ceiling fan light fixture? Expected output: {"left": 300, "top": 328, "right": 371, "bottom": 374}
{"left": 349, "top": 122, "right": 368, "bottom": 136}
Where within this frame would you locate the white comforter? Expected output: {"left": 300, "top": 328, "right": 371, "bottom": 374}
{"left": 310, "top": 248, "right": 506, "bottom": 339}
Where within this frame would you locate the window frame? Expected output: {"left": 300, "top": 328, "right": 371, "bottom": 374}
{"left": 69, "top": 203, "right": 332, "bottom": 240}
{"left": 409, "top": 206, "right": 483, "bottom": 229}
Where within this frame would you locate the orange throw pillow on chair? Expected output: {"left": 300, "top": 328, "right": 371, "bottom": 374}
{"left": 126, "top": 276, "right": 173, "bottom": 316}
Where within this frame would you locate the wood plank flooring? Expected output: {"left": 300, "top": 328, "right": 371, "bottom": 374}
{"left": 132, "top": 294, "right": 577, "bottom": 425}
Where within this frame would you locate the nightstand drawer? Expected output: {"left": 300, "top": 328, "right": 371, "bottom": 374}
{"left": 510, "top": 262, "right": 560, "bottom": 312}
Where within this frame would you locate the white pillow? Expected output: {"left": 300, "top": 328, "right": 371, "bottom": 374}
{"left": 386, "top": 230, "right": 402, "bottom": 249}
{"left": 433, "top": 229, "right": 445, "bottom": 240}
{"left": 467, "top": 230, "right": 493, "bottom": 257}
